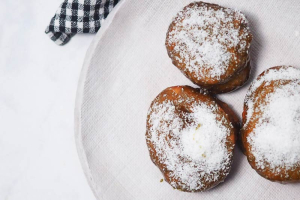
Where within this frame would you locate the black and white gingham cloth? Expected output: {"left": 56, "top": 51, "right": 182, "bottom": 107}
{"left": 45, "top": 0, "right": 120, "bottom": 45}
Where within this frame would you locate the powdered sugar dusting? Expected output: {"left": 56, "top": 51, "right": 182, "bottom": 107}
{"left": 244, "top": 66, "right": 300, "bottom": 127}
{"left": 244, "top": 66, "right": 300, "bottom": 172}
{"left": 147, "top": 95, "right": 233, "bottom": 191}
{"left": 166, "top": 2, "right": 251, "bottom": 81}
{"left": 248, "top": 82, "right": 300, "bottom": 171}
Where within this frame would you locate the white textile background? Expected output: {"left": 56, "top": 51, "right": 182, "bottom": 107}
{"left": 75, "top": 0, "right": 300, "bottom": 199}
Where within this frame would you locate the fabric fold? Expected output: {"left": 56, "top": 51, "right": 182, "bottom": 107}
{"left": 45, "top": 0, "right": 120, "bottom": 45}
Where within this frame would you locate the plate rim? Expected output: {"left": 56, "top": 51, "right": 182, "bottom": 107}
{"left": 74, "top": 1, "right": 126, "bottom": 199}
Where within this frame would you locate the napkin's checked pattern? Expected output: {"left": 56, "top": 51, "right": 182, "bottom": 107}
{"left": 45, "top": 0, "right": 120, "bottom": 45}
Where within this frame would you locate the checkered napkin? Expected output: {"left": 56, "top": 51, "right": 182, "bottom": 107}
{"left": 45, "top": 0, "right": 120, "bottom": 45}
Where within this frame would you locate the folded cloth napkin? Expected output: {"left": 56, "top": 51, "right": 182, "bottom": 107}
{"left": 45, "top": 0, "right": 120, "bottom": 45}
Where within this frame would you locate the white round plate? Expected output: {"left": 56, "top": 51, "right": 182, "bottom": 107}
{"left": 75, "top": 0, "right": 300, "bottom": 199}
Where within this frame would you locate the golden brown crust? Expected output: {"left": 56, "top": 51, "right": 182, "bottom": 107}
{"left": 165, "top": 2, "right": 252, "bottom": 93}
{"left": 146, "top": 86, "right": 240, "bottom": 191}
{"left": 240, "top": 66, "right": 300, "bottom": 183}
{"left": 215, "top": 98, "right": 240, "bottom": 140}
{"left": 204, "top": 60, "right": 251, "bottom": 94}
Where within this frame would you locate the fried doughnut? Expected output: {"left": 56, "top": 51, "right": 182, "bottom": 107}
{"left": 166, "top": 2, "right": 252, "bottom": 93}
{"left": 241, "top": 66, "right": 300, "bottom": 183}
{"left": 146, "top": 86, "right": 239, "bottom": 192}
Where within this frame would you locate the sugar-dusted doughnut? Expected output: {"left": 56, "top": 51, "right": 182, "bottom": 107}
{"left": 241, "top": 66, "right": 300, "bottom": 182}
{"left": 146, "top": 86, "right": 239, "bottom": 191}
{"left": 166, "top": 2, "right": 252, "bottom": 93}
